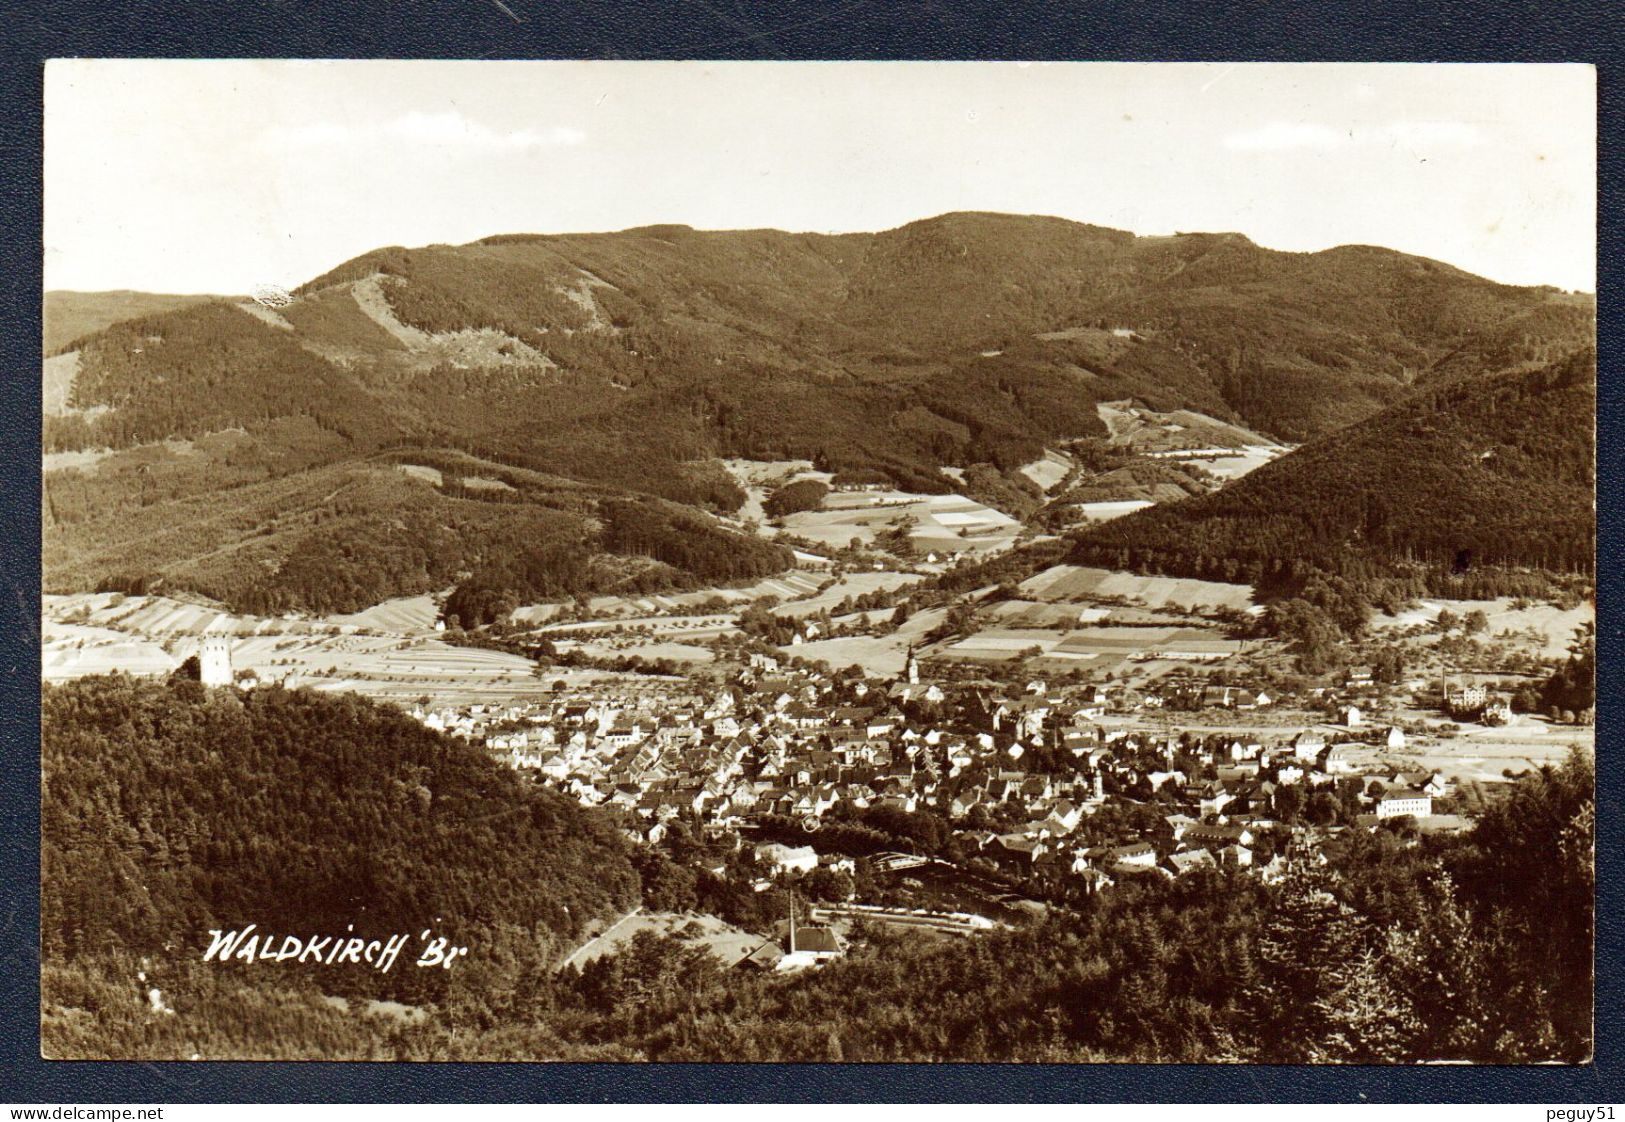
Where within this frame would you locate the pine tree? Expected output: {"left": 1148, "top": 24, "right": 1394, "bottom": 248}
{"left": 1242, "top": 860, "right": 1370, "bottom": 1061}
{"left": 1315, "top": 932, "right": 1421, "bottom": 1061}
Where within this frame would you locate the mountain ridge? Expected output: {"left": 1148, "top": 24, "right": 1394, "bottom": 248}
{"left": 42, "top": 212, "right": 1595, "bottom": 615}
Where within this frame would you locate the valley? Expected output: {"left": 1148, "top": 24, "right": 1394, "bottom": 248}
{"left": 38, "top": 212, "right": 1596, "bottom": 1066}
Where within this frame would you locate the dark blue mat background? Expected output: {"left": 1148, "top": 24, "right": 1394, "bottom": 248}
{"left": 1, "top": 0, "right": 1618, "bottom": 1102}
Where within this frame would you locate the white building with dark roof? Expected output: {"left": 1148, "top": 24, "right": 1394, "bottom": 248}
{"left": 1376, "top": 788, "right": 1433, "bottom": 819}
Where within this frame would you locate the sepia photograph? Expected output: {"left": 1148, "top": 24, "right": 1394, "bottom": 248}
{"left": 39, "top": 59, "right": 1595, "bottom": 1063}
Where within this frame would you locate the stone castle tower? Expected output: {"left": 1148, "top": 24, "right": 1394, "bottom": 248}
{"left": 199, "top": 636, "right": 233, "bottom": 687}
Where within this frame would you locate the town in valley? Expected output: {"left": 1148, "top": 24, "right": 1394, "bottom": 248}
{"left": 42, "top": 455, "right": 1595, "bottom": 978}
{"left": 39, "top": 60, "right": 1596, "bottom": 1064}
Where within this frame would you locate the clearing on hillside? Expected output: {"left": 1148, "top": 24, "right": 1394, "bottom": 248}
{"left": 558, "top": 911, "right": 770, "bottom": 972}
{"left": 1370, "top": 597, "right": 1593, "bottom": 658}
{"left": 1095, "top": 400, "right": 1281, "bottom": 453}
{"left": 1091, "top": 400, "right": 1288, "bottom": 480}
{"left": 509, "top": 570, "right": 832, "bottom": 625}
{"left": 782, "top": 490, "right": 1019, "bottom": 556}
{"left": 1019, "top": 565, "right": 1256, "bottom": 613}
{"left": 1018, "top": 449, "right": 1073, "bottom": 493}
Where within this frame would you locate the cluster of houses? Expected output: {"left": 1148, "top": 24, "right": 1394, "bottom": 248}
{"left": 1443, "top": 679, "right": 1515, "bottom": 726}
{"left": 405, "top": 652, "right": 1462, "bottom": 905}
{"left": 940, "top": 720, "right": 1449, "bottom": 891}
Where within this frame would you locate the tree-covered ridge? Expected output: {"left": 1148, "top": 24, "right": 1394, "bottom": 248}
{"left": 42, "top": 676, "right": 639, "bottom": 1013}
{"left": 46, "top": 448, "right": 789, "bottom": 617}
{"left": 442, "top": 493, "right": 795, "bottom": 628}
{"left": 46, "top": 302, "right": 399, "bottom": 452}
{"left": 294, "top": 214, "right": 1589, "bottom": 442}
{"left": 59, "top": 213, "right": 1591, "bottom": 460}
{"left": 1072, "top": 348, "right": 1596, "bottom": 588}
{"left": 42, "top": 214, "right": 1593, "bottom": 614}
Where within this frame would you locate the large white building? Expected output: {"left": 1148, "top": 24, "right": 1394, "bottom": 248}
{"left": 1292, "top": 731, "right": 1326, "bottom": 763}
{"left": 1376, "top": 789, "right": 1433, "bottom": 819}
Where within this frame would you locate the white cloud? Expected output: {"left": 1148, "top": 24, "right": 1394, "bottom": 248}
{"left": 262, "top": 110, "right": 585, "bottom": 153}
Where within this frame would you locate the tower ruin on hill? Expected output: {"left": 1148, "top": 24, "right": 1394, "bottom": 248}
{"left": 199, "top": 636, "right": 233, "bottom": 687}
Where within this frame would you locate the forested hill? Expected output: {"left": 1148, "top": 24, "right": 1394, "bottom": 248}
{"left": 50, "top": 213, "right": 1592, "bottom": 462}
{"left": 296, "top": 213, "right": 1595, "bottom": 444}
{"left": 41, "top": 676, "right": 640, "bottom": 1017}
{"left": 1070, "top": 348, "right": 1597, "bottom": 590}
{"left": 43, "top": 213, "right": 1592, "bottom": 613}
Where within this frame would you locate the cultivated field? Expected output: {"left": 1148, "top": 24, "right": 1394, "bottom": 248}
{"left": 780, "top": 606, "right": 948, "bottom": 677}
{"left": 782, "top": 490, "right": 1019, "bottom": 556}
{"left": 938, "top": 629, "right": 1065, "bottom": 659}
{"left": 326, "top": 594, "right": 442, "bottom": 633}
{"left": 41, "top": 621, "right": 180, "bottom": 678}
{"left": 773, "top": 571, "right": 922, "bottom": 618}
{"left": 1066, "top": 499, "right": 1155, "bottom": 522}
{"left": 42, "top": 593, "right": 624, "bottom": 707}
{"left": 532, "top": 613, "right": 738, "bottom": 639}
{"left": 929, "top": 623, "right": 1244, "bottom": 668}
{"left": 510, "top": 571, "right": 830, "bottom": 625}
{"left": 553, "top": 637, "right": 716, "bottom": 665}
{"left": 1019, "top": 565, "right": 1257, "bottom": 613}
{"left": 986, "top": 600, "right": 1112, "bottom": 628}
{"left": 1018, "top": 449, "right": 1073, "bottom": 493}
{"left": 1185, "top": 445, "right": 1287, "bottom": 481}
{"left": 512, "top": 571, "right": 920, "bottom": 666}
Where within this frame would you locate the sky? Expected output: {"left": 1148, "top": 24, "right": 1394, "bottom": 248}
{"left": 44, "top": 60, "right": 1596, "bottom": 294}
